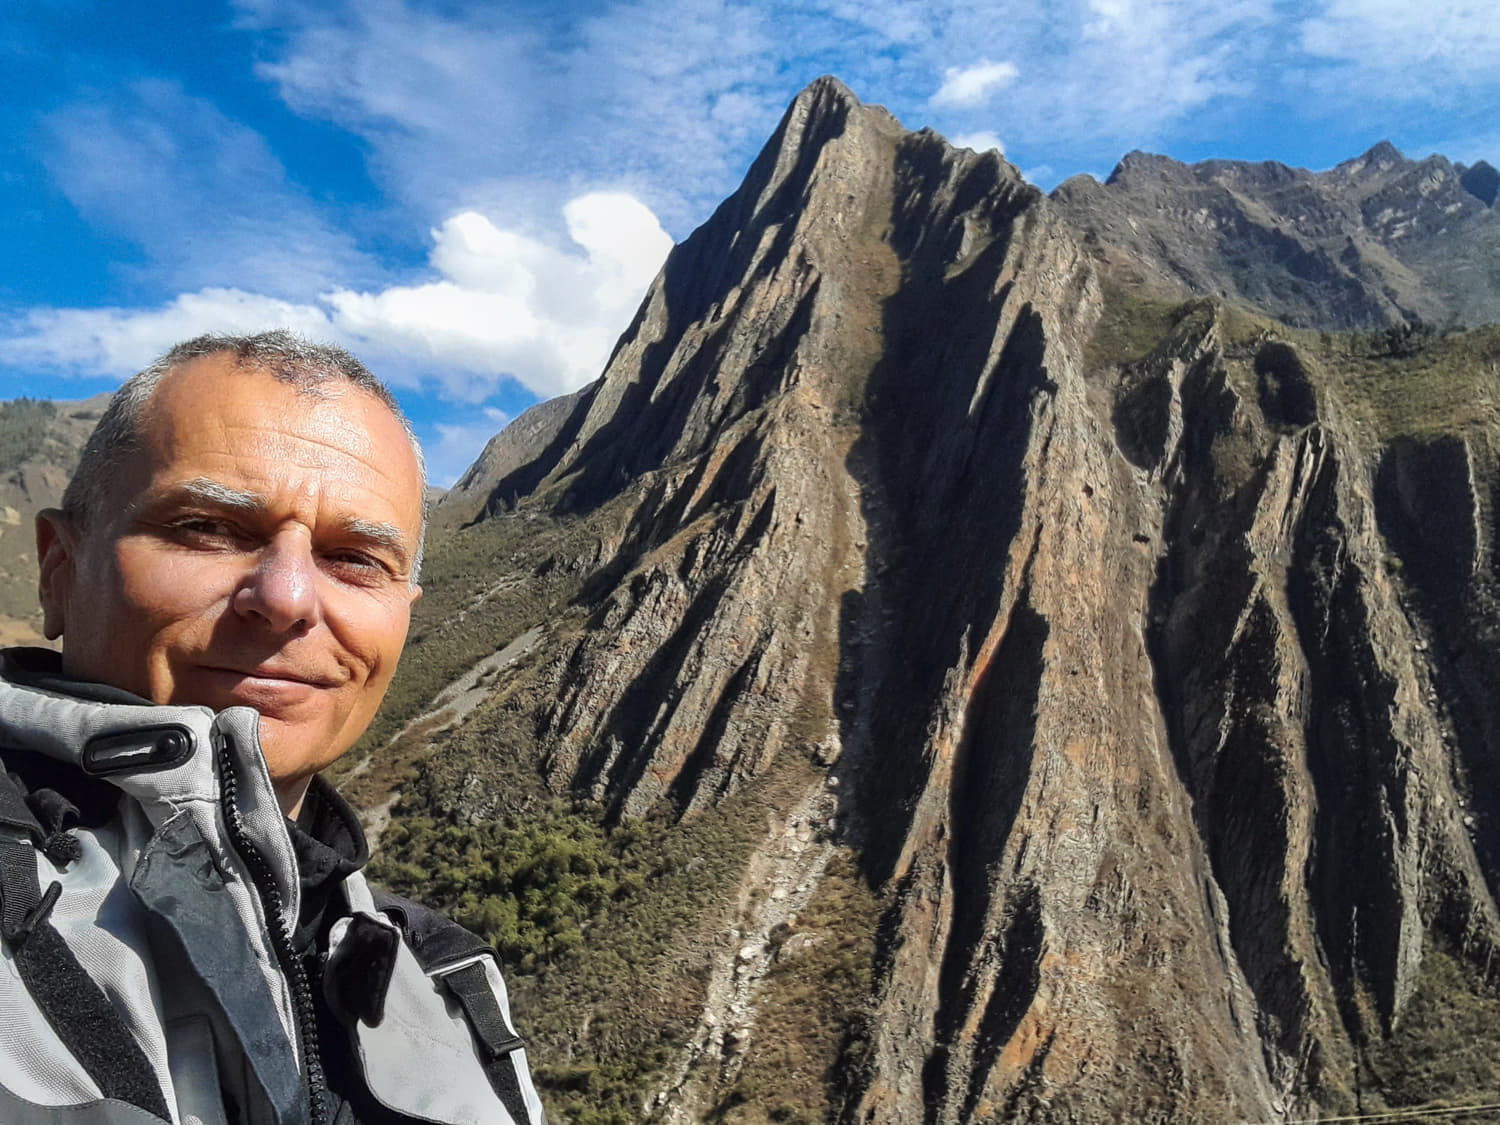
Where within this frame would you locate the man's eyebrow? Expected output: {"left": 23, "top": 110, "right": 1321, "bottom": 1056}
{"left": 165, "top": 478, "right": 267, "bottom": 512}
{"left": 341, "top": 517, "right": 412, "bottom": 562}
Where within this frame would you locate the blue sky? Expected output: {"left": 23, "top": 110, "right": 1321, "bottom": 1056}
{"left": 4, "top": 0, "right": 1498, "bottom": 484}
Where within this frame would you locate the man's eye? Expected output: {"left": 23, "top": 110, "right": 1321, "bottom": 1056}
{"left": 171, "top": 517, "right": 241, "bottom": 540}
{"left": 323, "top": 550, "right": 388, "bottom": 576}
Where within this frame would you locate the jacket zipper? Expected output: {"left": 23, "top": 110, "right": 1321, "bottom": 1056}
{"left": 215, "top": 728, "right": 330, "bottom": 1125}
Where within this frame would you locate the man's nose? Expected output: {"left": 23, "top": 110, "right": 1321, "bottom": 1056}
{"left": 232, "top": 533, "right": 321, "bottom": 634}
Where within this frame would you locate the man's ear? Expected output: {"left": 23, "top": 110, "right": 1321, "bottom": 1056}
{"left": 35, "top": 508, "right": 76, "bottom": 641}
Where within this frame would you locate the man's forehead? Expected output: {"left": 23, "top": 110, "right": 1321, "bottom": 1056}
{"left": 148, "top": 357, "right": 353, "bottom": 434}
{"left": 147, "top": 358, "right": 410, "bottom": 458}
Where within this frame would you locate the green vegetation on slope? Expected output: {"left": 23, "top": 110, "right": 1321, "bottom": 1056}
{"left": 1328, "top": 324, "right": 1500, "bottom": 441}
{"left": 1365, "top": 940, "right": 1500, "bottom": 1117}
{"left": 373, "top": 806, "right": 620, "bottom": 966}
{"left": 1086, "top": 282, "right": 1199, "bottom": 369}
{"left": 0, "top": 398, "right": 56, "bottom": 467}
{"left": 373, "top": 755, "right": 791, "bottom": 1123}
{"left": 370, "top": 695, "right": 873, "bottom": 1125}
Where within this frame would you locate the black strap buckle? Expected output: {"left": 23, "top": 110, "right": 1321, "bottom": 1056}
{"left": 436, "top": 960, "right": 525, "bottom": 1059}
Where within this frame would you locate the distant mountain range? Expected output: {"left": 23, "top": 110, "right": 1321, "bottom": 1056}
{"left": 7, "top": 78, "right": 1500, "bottom": 1124}
{"left": 1054, "top": 142, "right": 1500, "bottom": 331}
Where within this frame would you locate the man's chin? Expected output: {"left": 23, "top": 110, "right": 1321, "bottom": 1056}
{"left": 256, "top": 717, "right": 348, "bottom": 791}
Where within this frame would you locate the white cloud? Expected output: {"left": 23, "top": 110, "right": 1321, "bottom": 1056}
{"left": 5, "top": 193, "right": 673, "bottom": 405}
{"left": 1299, "top": 0, "right": 1500, "bottom": 77}
{"left": 931, "top": 59, "right": 1019, "bottom": 108}
{"left": 5, "top": 289, "right": 335, "bottom": 376}
{"left": 1015, "top": 0, "right": 1273, "bottom": 151}
{"left": 952, "top": 130, "right": 1005, "bottom": 154}
{"left": 1022, "top": 164, "right": 1058, "bottom": 187}
{"left": 244, "top": 1, "right": 548, "bottom": 222}
{"left": 1082, "top": 0, "right": 1133, "bottom": 40}
{"left": 329, "top": 192, "right": 673, "bottom": 401}
{"left": 1294, "top": 0, "right": 1500, "bottom": 118}
{"left": 237, "top": 0, "right": 788, "bottom": 238}
{"left": 41, "top": 80, "right": 372, "bottom": 298}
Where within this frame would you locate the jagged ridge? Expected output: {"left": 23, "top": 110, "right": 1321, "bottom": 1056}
{"left": 1053, "top": 142, "right": 1500, "bottom": 332}
{"left": 384, "top": 79, "right": 1500, "bottom": 1122}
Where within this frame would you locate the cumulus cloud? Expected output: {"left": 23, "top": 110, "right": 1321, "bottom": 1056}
{"left": 329, "top": 192, "right": 673, "bottom": 400}
{"left": 952, "top": 130, "right": 1005, "bottom": 154}
{"left": 5, "top": 193, "right": 673, "bottom": 404}
{"left": 931, "top": 59, "right": 1019, "bottom": 108}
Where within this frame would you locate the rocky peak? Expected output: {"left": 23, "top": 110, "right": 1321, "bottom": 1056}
{"left": 1340, "top": 139, "right": 1407, "bottom": 176}
{"left": 360, "top": 78, "right": 1500, "bottom": 1123}
{"left": 1460, "top": 159, "right": 1499, "bottom": 207}
{"left": 1103, "top": 149, "right": 1180, "bottom": 186}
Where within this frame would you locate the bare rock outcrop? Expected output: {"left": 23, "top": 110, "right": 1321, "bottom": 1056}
{"left": 350, "top": 81, "right": 1500, "bottom": 1122}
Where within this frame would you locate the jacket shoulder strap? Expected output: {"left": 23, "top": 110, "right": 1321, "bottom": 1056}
{"left": 369, "top": 886, "right": 544, "bottom": 1124}
{"left": 0, "top": 759, "right": 171, "bottom": 1121}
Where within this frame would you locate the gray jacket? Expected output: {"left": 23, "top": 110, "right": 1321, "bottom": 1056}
{"left": 0, "top": 649, "right": 546, "bottom": 1125}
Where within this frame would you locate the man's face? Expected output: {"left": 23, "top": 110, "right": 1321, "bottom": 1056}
{"left": 37, "top": 355, "right": 424, "bottom": 800}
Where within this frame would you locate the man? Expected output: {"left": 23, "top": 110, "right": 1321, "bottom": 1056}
{"left": 0, "top": 332, "right": 546, "bottom": 1124}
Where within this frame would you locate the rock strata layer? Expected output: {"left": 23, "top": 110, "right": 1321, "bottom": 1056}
{"left": 390, "top": 79, "right": 1500, "bottom": 1121}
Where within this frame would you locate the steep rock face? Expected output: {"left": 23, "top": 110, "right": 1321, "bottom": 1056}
{"left": 1052, "top": 143, "right": 1500, "bottom": 331}
{"left": 1375, "top": 430, "right": 1500, "bottom": 901}
{"left": 364, "top": 82, "right": 1500, "bottom": 1123}
{"left": 1458, "top": 159, "right": 1499, "bottom": 208}
{"left": 1142, "top": 317, "right": 1500, "bottom": 1110}
{"left": 515, "top": 77, "right": 909, "bottom": 822}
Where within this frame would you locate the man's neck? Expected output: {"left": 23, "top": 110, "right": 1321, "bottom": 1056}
{"left": 276, "top": 774, "right": 314, "bottom": 819}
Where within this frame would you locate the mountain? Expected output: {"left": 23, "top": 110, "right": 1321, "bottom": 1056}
{"left": 1458, "top": 159, "right": 1499, "bottom": 209}
{"left": 1053, "top": 141, "right": 1500, "bottom": 332}
{"left": 6, "top": 78, "right": 1500, "bottom": 1123}
{"left": 0, "top": 394, "right": 107, "bottom": 645}
{"left": 349, "top": 79, "right": 1500, "bottom": 1123}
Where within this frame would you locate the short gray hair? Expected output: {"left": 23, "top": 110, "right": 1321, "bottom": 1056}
{"left": 63, "top": 330, "right": 428, "bottom": 580}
